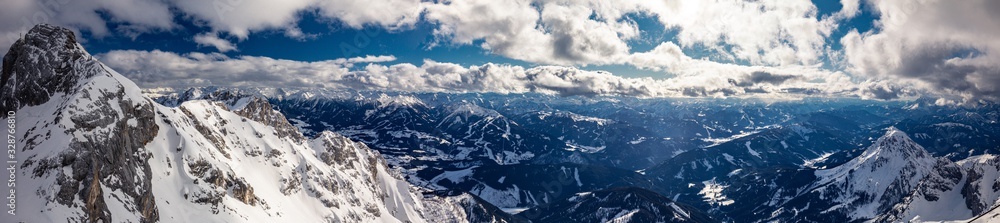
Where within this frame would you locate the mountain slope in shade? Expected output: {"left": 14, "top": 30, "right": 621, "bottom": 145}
{"left": 416, "top": 163, "right": 662, "bottom": 210}
{"left": 516, "top": 187, "right": 717, "bottom": 223}
{"left": 0, "top": 24, "right": 495, "bottom": 222}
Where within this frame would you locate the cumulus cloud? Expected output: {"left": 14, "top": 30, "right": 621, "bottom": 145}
{"left": 2, "top": 0, "right": 836, "bottom": 69}
{"left": 833, "top": 0, "right": 861, "bottom": 19}
{"left": 2, "top": 0, "right": 994, "bottom": 102}
{"left": 639, "top": 0, "right": 835, "bottom": 66}
{"left": 0, "top": 0, "right": 850, "bottom": 69}
{"left": 423, "top": 0, "right": 834, "bottom": 67}
{"left": 0, "top": 0, "right": 423, "bottom": 54}
{"left": 100, "top": 50, "right": 349, "bottom": 88}
{"left": 0, "top": 0, "right": 175, "bottom": 54}
{"left": 841, "top": 0, "right": 1000, "bottom": 102}
{"left": 172, "top": 0, "right": 422, "bottom": 38}
{"left": 99, "top": 50, "right": 869, "bottom": 99}
{"left": 856, "top": 80, "right": 919, "bottom": 100}
{"left": 194, "top": 33, "right": 238, "bottom": 52}
{"left": 314, "top": 0, "right": 423, "bottom": 29}
{"left": 170, "top": 0, "right": 312, "bottom": 39}
{"left": 729, "top": 71, "right": 802, "bottom": 87}
{"left": 423, "top": 0, "right": 562, "bottom": 64}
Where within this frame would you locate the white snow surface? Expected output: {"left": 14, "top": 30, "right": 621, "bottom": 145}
{"left": 809, "top": 127, "right": 940, "bottom": 220}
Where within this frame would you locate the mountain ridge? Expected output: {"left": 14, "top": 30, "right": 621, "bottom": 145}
{"left": 1, "top": 24, "right": 519, "bottom": 223}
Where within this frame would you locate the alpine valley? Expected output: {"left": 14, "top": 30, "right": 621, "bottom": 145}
{"left": 5, "top": 24, "right": 1000, "bottom": 223}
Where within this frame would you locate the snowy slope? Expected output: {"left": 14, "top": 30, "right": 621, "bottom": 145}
{"left": 874, "top": 158, "right": 966, "bottom": 222}
{"left": 755, "top": 127, "right": 954, "bottom": 222}
{"left": 806, "top": 127, "right": 940, "bottom": 220}
{"left": 873, "top": 147, "right": 1000, "bottom": 223}
{"left": 959, "top": 154, "right": 1000, "bottom": 218}
{"left": 1, "top": 24, "right": 478, "bottom": 222}
{"left": 759, "top": 127, "right": 1000, "bottom": 223}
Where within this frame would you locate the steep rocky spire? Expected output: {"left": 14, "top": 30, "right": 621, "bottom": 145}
{"left": 1, "top": 24, "right": 103, "bottom": 116}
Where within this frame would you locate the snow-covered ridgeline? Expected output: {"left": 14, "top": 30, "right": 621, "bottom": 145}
{"left": 0, "top": 24, "right": 502, "bottom": 223}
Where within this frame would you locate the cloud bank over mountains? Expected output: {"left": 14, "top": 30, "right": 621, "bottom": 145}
{"left": 100, "top": 49, "right": 903, "bottom": 99}
{"left": 2, "top": 0, "right": 998, "bottom": 102}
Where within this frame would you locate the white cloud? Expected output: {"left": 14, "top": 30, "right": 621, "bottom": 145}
{"left": 99, "top": 50, "right": 348, "bottom": 88}
{"left": 423, "top": 0, "right": 554, "bottom": 63}
{"left": 0, "top": 0, "right": 424, "bottom": 54}
{"left": 638, "top": 0, "right": 834, "bottom": 66}
{"left": 841, "top": 0, "right": 1000, "bottom": 102}
{"left": 834, "top": 0, "right": 861, "bottom": 19}
{"left": 171, "top": 0, "right": 313, "bottom": 39}
{"left": 422, "top": 0, "right": 836, "bottom": 69}
{"left": 624, "top": 42, "right": 689, "bottom": 70}
{"left": 314, "top": 0, "right": 424, "bottom": 29}
{"left": 0, "top": 0, "right": 175, "bottom": 54}
{"left": 193, "top": 33, "right": 238, "bottom": 52}
{"left": 99, "top": 50, "right": 868, "bottom": 99}
{"left": 171, "top": 0, "right": 424, "bottom": 39}
{"left": 0, "top": 0, "right": 841, "bottom": 68}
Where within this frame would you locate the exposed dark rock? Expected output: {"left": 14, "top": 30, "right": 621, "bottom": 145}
{"left": 85, "top": 164, "right": 111, "bottom": 223}
{"left": 231, "top": 97, "right": 305, "bottom": 142}
{"left": 180, "top": 105, "right": 231, "bottom": 159}
{"left": 67, "top": 94, "right": 161, "bottom": 223}
{"left": 3, "top": 24, "right": 161, "bottom": 223}
{"left": 229, "top": 176, "right": 257, "bottom": 206}
{"left": 161, "top": 90, "right": 305, "bottom": 142}
{"left": 315, "top": 133, "right": 361, "bottom": 167}
{"left": 1, "top": 24, "right": 96, "bottom": 117}
{"left": 963, "top": 156, "right": 1000, "bottom": 216}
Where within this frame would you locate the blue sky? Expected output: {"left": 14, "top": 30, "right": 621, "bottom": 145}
{"left": 1, "top": 0, "right": 997, "bottom": 102}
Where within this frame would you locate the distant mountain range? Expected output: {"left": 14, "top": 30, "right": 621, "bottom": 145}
{"left": 5, "top": 24, "right": 1000, "bottom": 222}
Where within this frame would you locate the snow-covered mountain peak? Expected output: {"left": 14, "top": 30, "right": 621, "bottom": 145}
{"left": 805, "top": 127, "right": 946, "bottom": 220}
{"left": 156, "top": 88, "right": 307, "bottom": 142}
{"left": 5, "top": 23, "right": 82, "bottom": 57}
{"left": 860, "top": 126, "right": 933, "bottom": 163}
{"left": 1, "top": 23, "right": 109, "bottom": 114}
{"left": 375, "top": 93, "right": 424, "bottom": 109}
{"left": 816, "top": 127, "right": 936, "bottom": 182}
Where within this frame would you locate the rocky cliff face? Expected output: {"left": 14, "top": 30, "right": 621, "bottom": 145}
{"left": 1, "top": 24, "right": 507, "bottom": 223}
{"left": 2, "top": 24, "right": 162, "bottom": 222}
